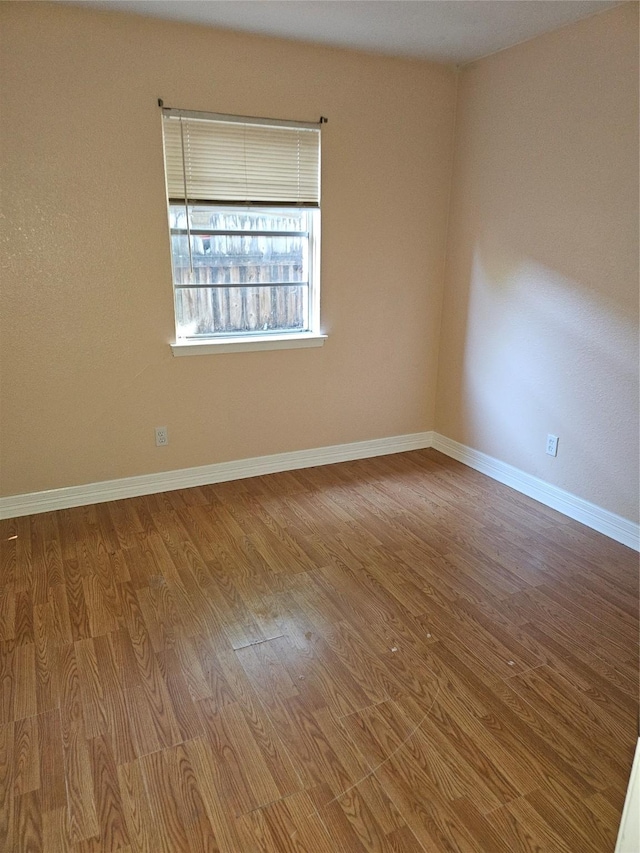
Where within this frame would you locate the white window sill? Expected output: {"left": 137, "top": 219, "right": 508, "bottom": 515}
{"left": 171, "top": 332, "right": 328, "bottom": 356}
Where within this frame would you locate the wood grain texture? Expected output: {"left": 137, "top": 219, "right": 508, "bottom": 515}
{"left": 0, "top": 449, "right": 637, "bottom": 851}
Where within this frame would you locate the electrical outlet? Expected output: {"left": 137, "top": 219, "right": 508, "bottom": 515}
{"left": 155, "top": 426, "right": 168, "bottom": 447}
{"left": 546, "top": 434, "right": 559, "bottom": 457}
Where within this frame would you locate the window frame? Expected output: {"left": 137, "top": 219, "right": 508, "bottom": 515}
{"left": 161, "top": 108, "right": 326, "bottom": 355}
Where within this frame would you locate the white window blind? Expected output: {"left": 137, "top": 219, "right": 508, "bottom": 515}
{"left": 162, "top": 110, "right": 321, "bottom": 207}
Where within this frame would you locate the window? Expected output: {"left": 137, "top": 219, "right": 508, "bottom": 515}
{"left": 161, "top": 108, "right": 325, "bottom": 354}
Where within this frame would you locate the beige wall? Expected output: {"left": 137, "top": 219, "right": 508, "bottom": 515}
{"left": 436, "top": 3, "right": 639, "bottom": 522}
{"left": 1, "top": 3, "right": 638, "bottom": 527}
{"left": 0, "top": 2, "right": 455, "bottom": 497}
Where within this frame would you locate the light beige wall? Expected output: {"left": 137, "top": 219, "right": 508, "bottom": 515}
{"left": 436, "top": 4, "right": 639, "bottom": 522}
{"left": 3, "top": 3, "right": 637, "bottom": 525}
{"left": 0, "top": 2, "right": 456, "bottom": 497}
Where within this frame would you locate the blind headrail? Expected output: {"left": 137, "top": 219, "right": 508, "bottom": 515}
{"left": 159, "top": 103, "right": 326, "bottom": 130}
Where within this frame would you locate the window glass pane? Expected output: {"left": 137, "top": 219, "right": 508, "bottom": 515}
{"left": 175, "top": 285, "right": 308, "bottom": 337}
{"left": 169, "top": 205, "right": 309, "bottom": 232}
{"left": 170, "top": 233, "right": 307, "bottom": 286}
{"left": 169, "top": 205, "right": 309, "bottom": 289}
{"left": 168, "top": 205, "right": 316, "bottom": 338}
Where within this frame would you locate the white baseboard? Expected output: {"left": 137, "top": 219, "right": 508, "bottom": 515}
{"left": 0, "top": 431, "right": 434, "bottom": 520}
{"left": 2, "top": 430, "right": 637, "bottom": 551}
{"left": 616, "top": 738, "right": 640, "bottom": 853}
{"left": 432, "top": 433, "right": 639, "bottom": 551}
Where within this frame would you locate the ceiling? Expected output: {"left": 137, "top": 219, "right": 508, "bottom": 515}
{"left": 71, "top": 0, "right": 623, "bottom": 64}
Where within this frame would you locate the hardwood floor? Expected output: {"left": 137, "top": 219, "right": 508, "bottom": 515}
{"left": 0, "top": 448, "right": 637, "bottom": 852}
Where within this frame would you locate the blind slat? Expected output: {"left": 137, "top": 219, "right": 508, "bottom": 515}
{"left": 162, "top": 115, "right": 321, "bottom": 206}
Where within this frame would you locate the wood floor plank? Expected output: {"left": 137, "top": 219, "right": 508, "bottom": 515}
{"left": 64, "top": 559, "right": 91, "bottom": 643}
{"left": 366, "top": 752, "right": 481, "bottom": 853}
{"left": 409, "top": 692, "right": 522, "bottom": 813}
{"left": 120, "top": 686, "right": 159, "bottom": 760}
{"left": 100, "top": 685, "right": 137, "bottom": 766}
{"left": 107, "top": 628, "right": 141, "bottom": 694}
{"left": 116, "top": 759, "right": 159, "bottom": 853}
{"left": 427, "top": 642, "right": 601, "bottom": 799}
{"left": 538, "top": 580, "right": 637, "bottom": 648}
{"left": 524, "top": 781, "right": 618, "bottom": 853}
{"left": 14, "top": 714, "right": 40, "bottom": 796}
{"left": 75, "top": 638, "right": 109, "bottom": 739}
{"left": 196, "top": 695, "right": 290, "bottom": 817}
{"left": 0, "top": 588, "right": 16, "bottom": 642}
{"left": 118, "top": 583, "right": 183, "bottom": 749}
{"left": 307, "top": 780, "right": 399, "bottom": 853}
{"left": 507, "top": 663, "right": 633, "bottom": 756}
{"left": 0, "top": 721, "right": 15, "bottom": 851}
{"left": 89, "top": 733, "right": 130, "bottom": 852}
{"left": 13, "top": 642, "right": 37, "bottom": 721}
{"left": 448, "top": 798, "right": 518, "bottom": 853}
{"left": 14, "top": 591, "right": 35, "bottom": 647}
{"left": 0, "top": 643, "right": 16, "bottom": 725}
{"left": 82, "top": 574, "right": 120, "bottom": 639}
{"left": 428, "top": 675, "right": 540, "bottom": 800}
{"left": 49, "top": 584, "right": 74, "bottom": 647}
{"left": 38, "top": 708, "right": 67, "bottom": 813}
{"left": 185, "top": 736, "right": 247, "bottom": 853}
{"left": 486, "top": 795, "right": 575, "bottom": 853}
{"left": 42, "top": 806, "right": 72, "bottom": 853}
{"left": 505, "top": 586, "right": 637, "bottom": 676}
{"left": 61, "top": 718, "right": 100, "bottom": 844}
{"left": 59, "top": 642, "right": 83, "bottom": 724}
{"left": 353, "top": 775, "right": 407, "bottom": 837}
{"left": 340, "top": 696, "right": 472, "bottom": 807}
{"left": 238, "top": 789, "right": 335, "bottom": 853}
{"left": 139, "top": 748, "right": 190, "bottom": 853}
{"left": 1, "top": 449, "right": 636, "bottom": 852}
{"left": 513, "top": 621, "right": 638, "bottom": 723}
{"left": 164, "top": 742, "right": 221, "bottom": 853}
{"left": 255, "top": 612, "right": 376, "bottom": 718}
{"left": 156, "top": 648, "right": 203, "bottom": 744}
{"left": 15, "top": 789, "right": 43, "bottom": 853}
